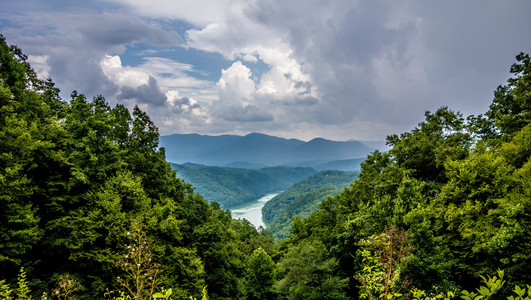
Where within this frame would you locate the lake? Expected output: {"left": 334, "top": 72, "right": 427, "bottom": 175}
{"left": 230, "top": 193, "right": 278, "bottom": 228}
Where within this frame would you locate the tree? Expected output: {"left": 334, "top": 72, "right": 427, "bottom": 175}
{"left": 245, "top": 248, "right": 275, "bottom": 300}
{"left": 274, "top": 240, "right": 348, "bottom": 300}
{"left": 471, "top": 52, "right": 531, "bottom": 143}
{"left": 356, "top": 226, "right": 413, "bottom": 300}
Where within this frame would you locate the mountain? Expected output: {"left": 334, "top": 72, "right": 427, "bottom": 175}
{"left": 171, "top": 163, "right": 316, "bottom": 208}
{"left": 292, "top": 158, "right": 367, "bottom": 171}
{"left": 262, "top": 170, "right": 358, "bottom": 240}
{"left": 160, "top": 132, "right": 379, "bottom": 170}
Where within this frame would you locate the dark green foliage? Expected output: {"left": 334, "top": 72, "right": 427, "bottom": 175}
{"left": 279, "top": 52, "right": 531, "bottom": 298}
{"left": 470, "top": 52, "right": 531, "bottom": 144}
{"left": 0, "top": 36, "right": 273, "bottom": 299}
{"left": 3, "top": 35, "right": 531, "bottom": 299}
{"left": 171, "top": 163, "right": 316, "bottom": 208}
{"left": 274, "top": 239, "right": 348, "bottom": 300}
{"left": 262, "top": 170, "right": 358, "bottom": 240}
{"left": 245, "top": 248, "right": 275, "bottom": 300}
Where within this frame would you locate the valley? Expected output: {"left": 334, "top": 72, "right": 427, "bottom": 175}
{"left": 165, "top": 133, "right": 374, "bottom": 236}
{"left": 170, "top": 163, "right": 315, "bottom": 208}
{"left": 171, "top": 160, "right": 359, "bottom": 237}
{"left": 3, "top": 15, "right": 531, "bottom": 300}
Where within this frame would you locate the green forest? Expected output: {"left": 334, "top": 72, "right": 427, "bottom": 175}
{"left": 1, "top": 35, "right": 531, "bottom": 299}
{"left": 262, "top": 170, "right": 358, "bottom": 240}
{"left": 170, "top": 163, "right": 315, "bottom": 208}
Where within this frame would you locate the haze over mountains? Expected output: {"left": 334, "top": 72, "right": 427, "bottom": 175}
{"left": 160, "top": 132, "right": 383, "bottom": 170}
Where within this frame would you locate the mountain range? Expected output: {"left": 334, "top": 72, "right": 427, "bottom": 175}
{"left": 160, "top": 132, "right": 383, "bottom": 171}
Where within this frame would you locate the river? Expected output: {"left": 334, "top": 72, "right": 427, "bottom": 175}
{"left": 230, "top": 193, "right": 278, "bottom": 228}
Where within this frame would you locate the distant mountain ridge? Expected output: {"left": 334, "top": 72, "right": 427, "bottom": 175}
{"left": 160, "top": 132, "right": 380, "bottom": 170}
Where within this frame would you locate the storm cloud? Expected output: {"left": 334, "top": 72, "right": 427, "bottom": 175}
{"left": 2, "top": 0, "right": 531, "bottom": 141}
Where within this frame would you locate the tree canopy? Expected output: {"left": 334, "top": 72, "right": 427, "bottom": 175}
{"left": 1, "top": 34, "right": 531, "bottom": 299}
{"left": 0, "top": 35, "right": 275, "bottom": 299}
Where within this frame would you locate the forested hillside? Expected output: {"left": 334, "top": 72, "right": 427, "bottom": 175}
{"left": 0, "top": 35, "right": 275, "bottom": 299}
{"left": 262, "top": 170, "right": 358, "bottom": 240}
{"left": 170, "top": 163, "right": 315, "bottom": 207}
{"left": 2, "top": 35, "right": 531, "bottom": 300}
{"left": 276, "top": 52, "right": 531, "bottom": 298}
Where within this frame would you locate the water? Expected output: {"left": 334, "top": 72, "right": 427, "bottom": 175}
{"left": 230, "top": 193, "right": 278, "bottom": 228}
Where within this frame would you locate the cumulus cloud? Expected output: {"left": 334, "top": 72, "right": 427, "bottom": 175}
{"left": 117, "top": 76, "right": 167, "bottom": 106}
{"left": 27, "top": 55, "right": 51, "bottom": 79}
{"left": 245, "top": 0, "right": 531, "bottom": 135}
{"left": 97, "top": 54, "right": 215, "bottom": 133}
{"left": 1, "top": 9, "right": 181, "bottom": 101}
{"left": 101, "top": 55, "right": 149, "bottom": 87}
{"left": 4, "top": 0, "right": 531, "bottom": 141}
{"left": 214, "top": 61, "right": 265, "bottom": 122}
{"left": 217, "top": 61, "right": 256, "bottom": 101}
{"left": 212, "top": 59, "right": 319, "bottom": 125}
{"left": 166, "top": 90, "right": 201, "bottom": 112}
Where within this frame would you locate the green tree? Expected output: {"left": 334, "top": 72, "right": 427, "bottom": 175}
{"left": 274, "top": 240, "right": 348, "bottom": 300}
{"left": 245, "top": 248, "right": 275, "bottom": 300}
{"left": 0, "top": 37, "right": 210, "bottom": 298}
{"left": 356, "top": 227, "right": 413, "bottom": 300}
{"left": 471, "top": 52, "right": 531, "bottom": 143}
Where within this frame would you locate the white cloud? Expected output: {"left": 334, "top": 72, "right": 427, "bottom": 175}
{"left": 217, "top": 61, "right": 256, "bottom": 102}
{"left": 97, "top": 53, "right": 217, "bottom": 134}
{"left": 101, "top": 55, "right": 149, "bottom": 87}
{"left": 100, "top": 54, "right": 216, "bottom": 105}
{"left": 27, "top": 55, "right": 51, "bottom": 79}
{"left": 4, "top": 0, "right": 531, "bottom": 141}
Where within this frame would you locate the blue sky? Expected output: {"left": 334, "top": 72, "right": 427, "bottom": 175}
{"left": 2, "top": 0, "right": 531, "bottom": 141}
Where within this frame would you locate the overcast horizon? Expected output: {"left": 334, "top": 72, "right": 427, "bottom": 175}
{"left": 2, "top": 1, "right": 531, "bottom": 141}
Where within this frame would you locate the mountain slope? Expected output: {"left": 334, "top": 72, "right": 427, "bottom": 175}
{"left": 262, "top": 170, "right": 358, "bottom": 239}
{"left": 171, "top": 163, "right": 316, "bottom": 208}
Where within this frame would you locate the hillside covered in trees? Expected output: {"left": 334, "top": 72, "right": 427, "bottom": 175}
{"left": 170, "top": 163, "right": 315, "bottom": 208}
{"left": 262, "top": 170, "right": 358, "bottom": 240}
{"left": 1, "top": 35, "right": 531, "bottom": 299}
{"left": 0, "top": 35, "right": 276, "bottom": 299}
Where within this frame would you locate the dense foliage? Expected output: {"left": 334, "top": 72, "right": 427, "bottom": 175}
{"left": 262, "top": 170, "right": 358, "bottom": 240}
{"left": 2, "top": 35, "right": 531, "bottom": 299}
{"left": 0, "top": 35, "right": 275, "bottom": 299}
{"left": 170, "top": 163, "right": 315, "bottom": 208}
{"left": 280, "top": 52, "right": 531, "bottom": 297}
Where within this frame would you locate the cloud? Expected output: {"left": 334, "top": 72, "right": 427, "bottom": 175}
{"left": 75, "top": 13, "right": 181, "bottom": 48}
{"left": 99, "top": 54, "right": 216, "bottom": 106}
{"left": 101, "top": 54, "right": 149, "bottom": 87}
{"left": 260, "top": 1, "right": 531, "bottom": 125}
{"left": 1, "top": 10, "right": 181, "bottom": 101}
{"left": 220, "top": 104, "right": 273, "bottom": 122}
{"left": 166, "top": 90, "right": 201, "bottom": 112}
{"left": 4, "top": 0, "right": 531, "bottom": 141}
{"left": 217, "top": 61, "right": 256, "bottom": 101}
{"left": 117, "top": 76, "right": 167, "bottom": 106}
{"left": 285, "top": 96, "right": 318, "bottom": 106}
{"left": 109, "top": 0, "right": 236, "bottom": 26}
{"left": 27, "top": 55, "right": 51, "bottom": 79}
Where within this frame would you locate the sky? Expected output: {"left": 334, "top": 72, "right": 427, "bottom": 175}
{"left": 1, "top": 0, "right": 531, "bottom": 141}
